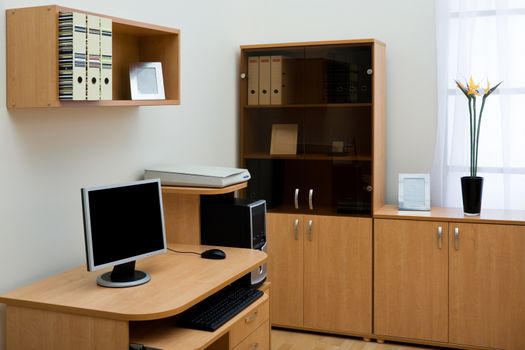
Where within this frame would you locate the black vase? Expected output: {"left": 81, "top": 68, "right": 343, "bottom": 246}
{"left": 461, "top": 176, "right": 483, "bottom": 216}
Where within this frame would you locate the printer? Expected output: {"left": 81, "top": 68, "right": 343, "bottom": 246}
{"left": 144, "top": 164, "right": 251, "bottom": 188}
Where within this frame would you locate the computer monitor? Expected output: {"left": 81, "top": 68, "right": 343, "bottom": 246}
{"left": 81, "top": 178, "right": 167, "bottom": 288}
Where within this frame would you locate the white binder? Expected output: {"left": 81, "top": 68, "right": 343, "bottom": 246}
{"left": 100, "top": 17, "right": 112, "bottom": 100}
{"left": 72, "top": 12, "right": 87, "bottom": 100}
{"left": 247, "top": 56, "right": 259, "bottom": 105}
{"left": 87, "top": 15, "right": 101, "bottom": 100}
{"left": 58, "top": 12, "right": 87, "bottom": 100}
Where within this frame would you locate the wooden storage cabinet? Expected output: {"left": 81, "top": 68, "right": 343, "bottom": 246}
{"left": 374, "top": 209, "right": 525, "bottom": 350}
{"left": 374, "top": 219, "right": 449, "bottom": 342}
{"left": 6, "top": 5, "right": 180, "bottom": 108}
{"left": 449, "top": 223, "right": 525, "bottom": 350}
{"left": 239, "top": 40, "right": 385, "bottom": 216}
{"left": 267, "top": 213, "right": 372, "bottom": 334}
{"left": 240, "top": 39, "right": 383, "bottom": 338}
{"left": 266, "top": 212, "right": 303, "bottom": 327}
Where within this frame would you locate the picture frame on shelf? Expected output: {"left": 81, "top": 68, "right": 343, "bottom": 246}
{"left": 398, "top": 173, "right": 430, "bottom": 211}
{"left": 130, "top": 62, "right": 165, "bottom": 100}
{"left": 270, "top": 124, "right": 298, "bottom": 155}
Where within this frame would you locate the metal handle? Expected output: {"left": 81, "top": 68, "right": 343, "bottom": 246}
{"left": 240, "top": 72, "right": 247, "bottom": 79}
{"left": 294, "top": 188, "right": 299, "bottom": 209}
{"left": 293, "top": 219, "right": 299, "bottom": 240}
{"left": 437, "top": 226, "right": 443, "bottom": 249}
{"left": 245, "top": 310, "right": 258, "bottom": 323}
{"left": 454, "top": 227, "right": 460, "bottom": 250}
{"left": 308, "top": 189, "right": 314, "bottom": 210}
{"left": 307, "top": 219, "right": 313, "bottom": 241}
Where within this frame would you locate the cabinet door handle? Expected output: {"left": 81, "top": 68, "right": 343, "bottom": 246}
{"left": 307, "top": 219, "right": 313, "bottom": 241}
{"left": 308, "top": 189, "right": 314, "bottom": 210}
{"left": 293, "top": 219, "right": 299, "bottom": 240}
{"left": 454, "top": 227, "right": 460, "bottom": 250}
{"left": 437, "top": 226, "right": 443, "bottom": 249}
{"left": 294, "top": 188, "right": 300, "bottom": 209}
{"left": 245, "top": 310, "right": 258, "bottom": 323}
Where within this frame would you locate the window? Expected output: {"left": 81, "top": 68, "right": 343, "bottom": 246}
{"left": 432, "top": 0, "right": 525, "bottom": 210}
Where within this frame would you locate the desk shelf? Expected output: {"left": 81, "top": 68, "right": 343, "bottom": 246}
{"left": 161, "top": 182, "right": 247, "bottom": 195}
{"left": 130, "top": 294, "right": 269, "bottom": 350}
{"left": 161, "top": 182, "right": 248, "bottom": 245}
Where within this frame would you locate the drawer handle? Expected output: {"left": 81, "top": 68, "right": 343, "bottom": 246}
{"left": 308, "top": 189, "right": 314, "bottom": 210}
{"left": 293, "top": 219, "right": 299, "bottom": 240}
{"left": 307, "top": 219, "right": 313, "bottom": 241}
{"left": 437, "top": 226, "right": 443, "bottom": 249}
{"left": 454, "top": 227, "right": 460, "bottom": 251}
{"left": 245, "top": 310, "right": 258, "bottom": 323}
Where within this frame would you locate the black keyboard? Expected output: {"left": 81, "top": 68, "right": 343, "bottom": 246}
{"left": 179, "top": 285, "right": 263, "bottom": 332}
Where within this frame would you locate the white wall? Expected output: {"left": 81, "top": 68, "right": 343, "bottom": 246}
{"left": 0, "top": 0, "right": 436, "bottom": 347}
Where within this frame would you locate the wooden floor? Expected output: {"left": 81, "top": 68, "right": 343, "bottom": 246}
{"left": 271, "top": 329, "right": 439, "bottom": 350}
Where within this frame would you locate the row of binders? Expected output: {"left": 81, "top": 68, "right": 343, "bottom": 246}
{"left": 247, "top": 56, "right": 293, "bottom": 105}
{"left": 59, "top": 12, "right": 112, "bottom": 101}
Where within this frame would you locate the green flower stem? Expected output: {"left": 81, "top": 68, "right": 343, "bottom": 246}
{"left": 457, "top": 79, "right": 501, "bottom": 179}
{"left": 474, "top": 97, "right": 487, "bottom": 178}
{"left": 468, "top": 96, "right": 475, "bottom": 177}
{"left": 472, "top": 97, "right": 477, "bottom": 177}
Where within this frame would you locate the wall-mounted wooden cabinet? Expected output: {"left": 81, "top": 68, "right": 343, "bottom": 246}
{"left": 6, "top": 5, "right": 180, "bottom": 108}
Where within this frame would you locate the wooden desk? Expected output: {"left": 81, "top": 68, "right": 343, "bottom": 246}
{"left": 0, "top": 244, "right": 269, "bottom": 350}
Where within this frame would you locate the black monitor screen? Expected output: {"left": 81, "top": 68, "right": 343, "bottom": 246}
{"left": 82, "top": 179, "right": 166, "bottom": 270}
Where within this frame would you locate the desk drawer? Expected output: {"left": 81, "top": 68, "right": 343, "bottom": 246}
{"left": 231, "top": 321, "right": 269, "bottom": 350}
{"left": 230, "top": 297, "right": 269, "bottom": 348}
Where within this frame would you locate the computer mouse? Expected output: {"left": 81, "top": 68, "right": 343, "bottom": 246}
{"left": 201, "top": 248, "right": 226, "bottom": 260}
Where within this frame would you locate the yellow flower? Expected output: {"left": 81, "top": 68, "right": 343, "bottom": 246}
{"left": 467, "top": 76, "right": 480, "bottom": 96}
{"left": 484, "top": 80, "right": 491, "bottom": 95}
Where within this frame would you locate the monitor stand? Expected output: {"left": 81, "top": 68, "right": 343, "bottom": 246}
{"left": 96, "top": 261, "right": 150, "bottom": 288}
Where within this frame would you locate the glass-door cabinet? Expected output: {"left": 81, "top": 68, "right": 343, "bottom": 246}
{"left": 239, "top": 39, "right": 385, "bottom": 216}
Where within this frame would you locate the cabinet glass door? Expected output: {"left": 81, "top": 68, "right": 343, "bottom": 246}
{"left": 241, "top": 44, "right": 374, "bottom": 215}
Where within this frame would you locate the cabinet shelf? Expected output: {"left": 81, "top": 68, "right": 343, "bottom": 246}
{"left": 243, "top": 153, "right": 371, "bottom": 161}
{"left": 7, "top": 5, "right": 180, "bottom": 108}
{"left": 244, "top": 103, "right": 372, "bottom": 109}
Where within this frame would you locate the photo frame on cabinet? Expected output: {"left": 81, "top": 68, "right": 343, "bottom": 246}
{"left": 130, "top": 62, "right": 165, "bottom": 100}
{"left": 270, "top": 124, "right": 298, "bottom": 155}
{"left": 398, "top": 173, "right": 430, "bottom": 211}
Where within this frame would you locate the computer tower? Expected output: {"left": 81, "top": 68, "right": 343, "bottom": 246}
{"left": 200, "top": 196, "right": 267, "bottom": 288}
{"left": 245, "top": 158, "right": 283, "bottom": 209}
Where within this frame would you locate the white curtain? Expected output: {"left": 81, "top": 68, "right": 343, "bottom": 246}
{"left": 432, "top": 0, "right": 525, "bottom": 210}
